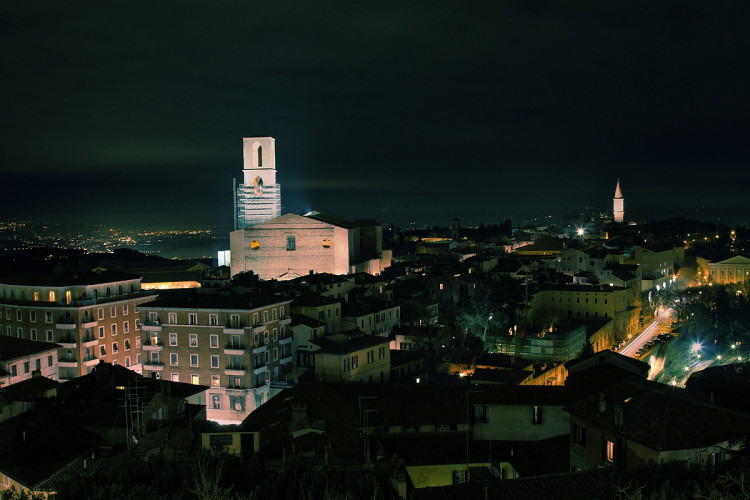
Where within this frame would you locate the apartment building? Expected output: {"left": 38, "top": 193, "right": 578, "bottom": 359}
{"left": 341, "top": 300, "right": 400, "bottom": 337}
{"left": 291, "top": 293, "right": 342, "bottom": 334}
{"left": 0, "top": 336, "right": 59, "bottom": 387}
{"left": 137, "top": 291, "right": 293, "bottom": 424}
{"left": 528, "top": 284, "right": 639, "bottom": 342}
{"left": 0, "top": 271, "right": 154, "bottom": 381}
{"left": 311, "top": 330, "right": 391, "bottom": 383}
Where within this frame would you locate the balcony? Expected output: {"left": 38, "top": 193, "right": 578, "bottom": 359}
{"left": 83, "top": 357, "right": 100, "bottom": 367}
{"left": 223, "top": 327, "right": 245, "bottom": 335}
{"left": 279, "top": 317, "right": 292, "bottom": 326}
{"left": 141, "top": 321, "right": 162, "bottom": 332}
{"left": 143, "top": 361, "right": 164, "bottom": 371}
{"left": 252, "top": 345, "right": 267, "bottom": 355}
{"left": 57, "top": 339, "right": 77, "bottom": 349}
{"left": 82, "top": 337, "right": 98, "bottom": 348}
{"left": 280, "top": 354, "right": 293, "bottom": 365}
{"left": 279, "top": 336, "right": 292, "bottom": 346}
{"left": 143, "top": 341, "right": 164, "bottom": 352}
{"left": 59, "top": 360, "right": 78, "bottom": 368}
{"left": 56, "top": 322, "right": 76, "bottom": 330}
{"left": 252, "top": 324, "right": 267, "bottom": 334}
{"left": 82, "top": 320, "right": 98, "bottom": 329}
{"left": 225, "top": 388, "right": 248, "bottom": 396}
{"left": 225, "top": 366, "right": 247, "bottom": 376}
{"left": 224, "top": 346, "right": 246, "bottom": 356}
{"left": 252, "top": 364, "right": 268, "bottom": 376}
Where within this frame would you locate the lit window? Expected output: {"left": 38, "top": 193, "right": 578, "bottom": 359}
{"left": 211, "top": 375, "right": 220, "bottom": 387}
{"left": 191, "top": 374, "right": 199, "bottom": 385}
{"left": 171, "top": 373, "right": 179, "bottom": 382}
{"left": 606, "top": 440, "right": 615, "bottom": 462}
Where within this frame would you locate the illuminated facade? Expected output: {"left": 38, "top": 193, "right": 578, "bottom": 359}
{"left": 233, "top": 137, "right": 281, "bottom": 229}
{"left": 613, "top": 179, "right": 624, "bottom": 223}
{"left": 229, "top": 212, "right": 392, "bottom": 280}
{"left": 0, "top": 272, "right": 154, "bottom": 381}
{"left": 708, "top": 255, "right": 750, "bottom": 284}
{"left": 138, "top": 292, "right": 293, "bottom": 424}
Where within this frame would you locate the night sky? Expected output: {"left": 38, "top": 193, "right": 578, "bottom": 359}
{"left": 1, "top": 1, "right": 748, "bottom": 229}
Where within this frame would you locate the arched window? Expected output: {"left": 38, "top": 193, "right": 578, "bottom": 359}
{"left": 106, "top": 287, "right": 111, "bottom": 297}
{"left": 254, "top": 176, "right": 264, "bottom": 196}
{"left": 257, "top": 145, "right": 262, "bottom": 166}
{"left": 118, "top": 285, "right": 123, "bottom": 295}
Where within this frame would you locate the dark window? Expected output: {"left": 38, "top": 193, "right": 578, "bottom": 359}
{"left": 532, "top": 406, "right": 543, "bottom": 424}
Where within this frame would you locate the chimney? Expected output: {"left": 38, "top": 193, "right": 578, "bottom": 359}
{"left": 598, "top": 393, "right": 606, "bottom": 413}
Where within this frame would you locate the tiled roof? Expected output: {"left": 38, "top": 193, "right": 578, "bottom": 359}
{"left": 33, "top": 456, "right": 103, "bottom": 492}
{"left": 138, "top": 289, "right": 290, "bottom": 310}
{"left": 311, "top": 332, "right": 389, "bottom": 355}
{"left": 563, "top": 380, "right": 750, "bottom": 451}
{"left": 0, "top": 336, "right": 60, "bottom": 362}
{"left": 291, "top": 314, "right": 326, "bottom": 328}
{"left": 292, "top": 293, "right": 340, "bottom": 307}
{"left": 0, "top": 375, "right": 59, "bottom": 401}
{"left": 411, "top": 469, "right": 613, "bottom": 500}
{"left": 0, "top": 270, "right": 139, "bottom": 286}
{"left": 304, "top": 211, "right": 358, "bottom": 229}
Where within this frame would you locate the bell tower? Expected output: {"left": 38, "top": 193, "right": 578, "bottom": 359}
{"left": 233, "top": 137, "right": 282, "bottom": 229}
{"left": 613, "top": 179, "right": 624, "bottom": 223}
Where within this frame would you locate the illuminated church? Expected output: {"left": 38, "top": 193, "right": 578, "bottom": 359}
{"left": 233, "top": 137, "right": 281, "bottom": 229}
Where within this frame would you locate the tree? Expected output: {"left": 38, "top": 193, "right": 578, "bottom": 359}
{"left": 576, "top": 337, "right": 595, "bottom": 359}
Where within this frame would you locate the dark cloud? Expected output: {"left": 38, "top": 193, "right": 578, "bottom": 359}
{"left": 1, "top": 0, "right": 748, "bottom": 228}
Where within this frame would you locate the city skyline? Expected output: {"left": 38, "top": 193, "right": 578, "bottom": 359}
{"left": 1, "top": 2, "right": 748, "bottom": 228}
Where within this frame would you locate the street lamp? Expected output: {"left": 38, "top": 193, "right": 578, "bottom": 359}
{"left": 577, "top": 227, "right": 585, "bottom": 246}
